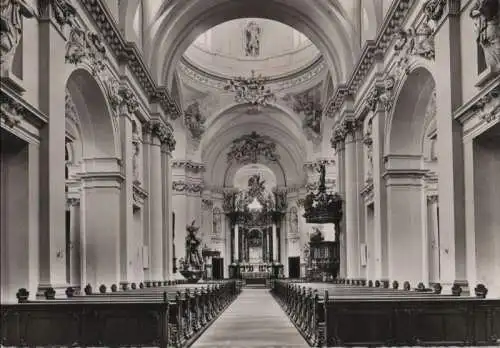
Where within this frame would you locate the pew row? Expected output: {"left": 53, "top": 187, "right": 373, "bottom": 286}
{"left": 1, "top": 280, "right": 241, "bottom": 348}
{"left": 271, "top": 279, "right": 500, "bottom": 347}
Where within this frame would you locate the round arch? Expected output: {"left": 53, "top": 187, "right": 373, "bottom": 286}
{"left": 385, "top": 66, "right": 436, "bottom": 156}
{"left": 147, "top": 0, "right": 358, "bottom": 89}
{"left": 65, "top": 68, "right": 119, "bottom": 159}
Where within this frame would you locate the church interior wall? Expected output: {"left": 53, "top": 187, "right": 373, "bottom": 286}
{"left": 0, "top": 0, "right": 498, "bottom": 303}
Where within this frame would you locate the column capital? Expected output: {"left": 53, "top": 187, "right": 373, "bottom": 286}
{"left": 144, "top": 120, "right": 176, "bottom": 152}
{"left": 366, "top": 76, "right": 396, "bottom": 113}
{"left": 117, "top": 85, "right": 139, "bottom": 116}
{"left": 38, "top": 0, "right": 77, "bottom": 29}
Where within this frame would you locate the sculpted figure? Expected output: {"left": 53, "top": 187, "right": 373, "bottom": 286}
{"left": 0, "top": 0, "right": 35, "bottom": 75}
{"left": 470, "top": 0, "right": 500, "bottom": 71}
{"left": 245, "top": 21, "right": 261, "bottom": 57}
{"left": 185, "top": 220, "right": 203, "bottom": 269}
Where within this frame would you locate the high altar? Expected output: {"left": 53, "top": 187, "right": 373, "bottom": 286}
{"left": 223, "top": 175, "right": 286, "bottom": 284}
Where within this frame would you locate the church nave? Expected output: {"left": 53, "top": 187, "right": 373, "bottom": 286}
{"left": 192, "top": 288, "right": 307, "bottom": 348}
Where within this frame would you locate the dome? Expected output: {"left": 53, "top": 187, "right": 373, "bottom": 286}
{"left": 183, "top": 18, "right": 321, "bottom": 79}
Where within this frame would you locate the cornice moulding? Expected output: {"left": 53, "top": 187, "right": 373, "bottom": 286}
{"left": 78, "top": 0, "right": 181, "bottom": 119}
{"left": 178, "top": 55, "right": 327, "bottom": 92}
{"left": 454, "top": 78, "right": 500, "bottom": 124}
{"left": 324, "top": 0, "right": 413, "bottom": 118}
{"left": 172, "top": 160, "right": 207, "bottom": 173}
{"left": 1, "top": 84, "right": 48, "bottom": 129}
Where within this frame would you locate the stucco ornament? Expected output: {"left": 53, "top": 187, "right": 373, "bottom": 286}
{"left": 244, "top": 21, "right": 261, "bottom": 57}
{"left": 50, "top": 0, "right": 77, "bottom": 28}
{"left": 184, "top": 101, "right": 206, "bottom": 141}
{"left": 394, "top": 21, "right": 435, "bottom": 61}
{"left": 363, "top": 118, "right": 374, "bottom": 181}
{"left": 423, "top": 0, "right": 447, "bottom": 22}
{"left": 0, "top": 0, "right": 35, "bottom": 76}
{"left": 65, "top": 26, "right": 106, "bottom": 74}
{"left": 0, "top": 97, "right": 24, "bottom": 127}
{"left": 470, "top": 0, "right": 500, "bottom": 71}
{"left": 227, "top": 131, "right": 280, "bottom": 164}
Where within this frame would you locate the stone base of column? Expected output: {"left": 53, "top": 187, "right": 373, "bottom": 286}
{"left": 36, "top": 283, "right": 70, "bottom": 298}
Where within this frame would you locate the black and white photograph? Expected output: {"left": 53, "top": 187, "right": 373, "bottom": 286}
{"left": 1, "top": 0, "right": 499, "bottom": 347}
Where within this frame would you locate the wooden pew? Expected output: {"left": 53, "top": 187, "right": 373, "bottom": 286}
{"left": 272, "top": 279, "right": 500, "bottom": 347}
{"left": 1, "top": 280, "right": 240, "bottom": 348}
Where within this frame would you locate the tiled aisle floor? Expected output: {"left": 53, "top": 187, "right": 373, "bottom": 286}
{"left": 191, "top": 288, "right": 309, "bottom": 348}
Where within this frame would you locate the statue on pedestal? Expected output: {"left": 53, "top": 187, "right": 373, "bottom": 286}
{"left": 185, "top": 220, "right": 203, "bottom": 269}
{"left": 179, "top": 220, "right": 204, "bottom": 283}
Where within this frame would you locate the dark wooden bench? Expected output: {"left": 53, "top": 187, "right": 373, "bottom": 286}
{"left": 1, "top": 280, "right": 240, "bottom": 348}
{"left": 272, "top": 279, "right": 500, "bottom": 347}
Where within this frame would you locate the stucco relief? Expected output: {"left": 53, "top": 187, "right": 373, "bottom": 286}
{"left": 363, "top": 117, "right": 374, "bottom": 181}
{"left": 227, "top": 131, "right": 280, "bottom": 164}
{"left": 0, "top": 97, "right": 24, "bottom": 127}
{"left": 394, "top": 21, "right": 435, "bottom": 61}
{"left": 144, "top": 120, "right": 176, "bottom": 153}
{"left": 0, "top": 0, "right": 35, "bottom": 76}
{"left": 172, "top": 181, "right": 204, "bottom": 194}
{"left": 244, "top": 21, "right": 261, "bottom": 57}
{"left": 470, "top": 0, "right": 500, "bottom": 71}
{"left": 132, "top": 122, "right": 141, "bottom": 184}
{"left": 184, "top": 101, "right": 206, "bottom": 142}
{"left": 65, "top": 26, "right": 106, "bottom": 75}
{"left": 471, "top": 86, "right": 500, "bottom": 123}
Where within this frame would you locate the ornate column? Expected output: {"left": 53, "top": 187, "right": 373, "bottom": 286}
{"left": 433, "top": 0, "right": 466, "bottom": 291}
{"left": 80, "top": 159, "right": 123, "bottom": 287}
{"left": 161, "top": 124, "right": 175, "bottom": 281}
{"left": 144, "top": 120, "right": 164, "bottom": 282}
{"left": 371, "top": 103, "right": 389, "bottom": 281}
{"left": 344, "top": 119, "right": 361, "bottom": 279}
{"left": 234, "top": 223, "right": 239, "bottom": 262}
{"left": 142, "top": 126, "right": 152, "bottom": 281}
{"left": 117, "top": 87, "right": 138, "bottom": 287}
{"left": 331, "top": 127, "right": 346, "bottom": 278}
{"left": 37, "top": 1, "right": 74, "bottom": 293}
{"left": 67, "top": 197, "right": 81, "bottom": 287}
{"left": 272, "top": 223, "right": 278, "bottom": 262}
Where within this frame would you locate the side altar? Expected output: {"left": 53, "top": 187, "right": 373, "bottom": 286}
{"left": 223, "top": 175, "right": 286, "bottom": 284}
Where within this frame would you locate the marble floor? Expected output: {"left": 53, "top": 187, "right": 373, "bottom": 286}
{"left": 191, "top": 288, "right": 309, "bottom": 348}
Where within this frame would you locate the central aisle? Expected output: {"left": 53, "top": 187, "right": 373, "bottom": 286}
{"left": 192, "top": 288, "right": 308, "bottom": 347}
